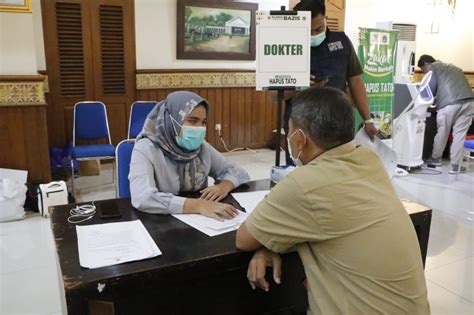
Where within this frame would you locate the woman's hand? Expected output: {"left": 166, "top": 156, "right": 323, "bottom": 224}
{"left": 184, "top": 198, "right": 238, "bottom": 221}
{"left": 200, "top": 180, "right": 235, "bottom": 202}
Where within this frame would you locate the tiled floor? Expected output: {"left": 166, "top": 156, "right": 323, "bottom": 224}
{"left": 1, "top": 149, "right": 473, "bottom": 314}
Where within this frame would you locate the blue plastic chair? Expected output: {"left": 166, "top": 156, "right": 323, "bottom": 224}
{"left": 128, "top": 101, "right": 157, "bottom": 139}
{"left": 115, "top": 139, "right": 135, "bottom": 198}
{"left": 452, "top": 139, "right": 474, "bottom": 179}
{"left": 71, "top": 101, "right": 116, "bottom": 196}
{"left": 465, "top": 140, "right": 474, "bottom": 152}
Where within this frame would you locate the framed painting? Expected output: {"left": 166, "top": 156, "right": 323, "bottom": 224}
{"left": 177, "top": 0, "right": 258, "bottom": 60}
{"left": 0, "top": 0, "right": 32, "bottom": 13}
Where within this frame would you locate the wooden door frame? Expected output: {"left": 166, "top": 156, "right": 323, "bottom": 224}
{"left": 41, "top": 0, "right": 137, "bottom": 146}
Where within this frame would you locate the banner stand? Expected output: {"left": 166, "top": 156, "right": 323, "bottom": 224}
{"left": 268, "top": 7, "right": 297, "bottom": 166}
{"left": 270, "top": 87, "right": 294, "bottom": 166}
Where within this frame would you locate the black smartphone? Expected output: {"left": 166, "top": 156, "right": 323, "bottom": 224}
{"left": 98, "top": 200, "right": 122, "bottom": 219}
{"left": 310, "top": 73, "right": 329, "bottom": 83}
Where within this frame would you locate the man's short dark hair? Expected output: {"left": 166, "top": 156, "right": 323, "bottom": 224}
{"left": 290, "top": 87, "right": 354, "bottom": 150}
{"left": 417, "top": 54, "right": 436, "bottom": 68}
{"left": 294, "top": 0, "right": 326, "bottom": 18}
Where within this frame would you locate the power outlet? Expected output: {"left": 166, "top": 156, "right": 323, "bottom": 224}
{"left": 215, "top": 123, "right": 222, "bottom": 131}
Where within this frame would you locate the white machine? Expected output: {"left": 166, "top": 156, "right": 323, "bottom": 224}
{"left": 392, "top": 71, "right": 434, "bottom": 170}
{"left": 376, "top": 22, "right": 417, "bottom": 83}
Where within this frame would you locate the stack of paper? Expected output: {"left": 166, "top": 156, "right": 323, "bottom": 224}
{"left": 231, "top": 190, "right": 270, "bottom": 214}
{"left": 172, "top": 210, "right": 249, "bottom": 237}
{"left": 354, "top": 129, "right": 397, "bottom": 178}
{"left": 76, "top": 220, "right": 161, "bottom": 269}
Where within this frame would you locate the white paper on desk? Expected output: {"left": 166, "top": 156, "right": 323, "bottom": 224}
{"left": 0, "top": 168, "right": 28, "bottom": 184}
{"left": 172, "top": 210, "right": 249, "bottom": 237}
{"left": 76, "top": 220, "right": 161, "bottom": 269}
{"left": 231, "top": 190, "right": 270, "bottom": 214}
{"left": 354, "top": 129, "right": 397, "bottom": 178}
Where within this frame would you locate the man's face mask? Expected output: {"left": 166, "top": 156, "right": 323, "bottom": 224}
{"left": 311, "top": 31, "right": 326, "bottom": 47}
{"left": 171, "top": 115, "right": 206, "bottom": 151}
{"left": 287, "top": 129, "right": 306, "bottom": 167}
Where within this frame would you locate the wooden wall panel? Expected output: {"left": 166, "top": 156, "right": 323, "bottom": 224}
{"left": 0, "top": 105, "right": 52, "bottom": 183}
{"left": 106, "top": 103, "right": 128, "bottom": 144}
{"left": 229, "top": 88, "right": 239, "bottom": 147}
{"left": 44, "top": 69, "right": 280, "bottom": 152}
{"left": 222, "top": 88, "right": 231, "bottom": 150}
{"left": 206, "top": 88, "right": 216, "bottom": 146}
{"left": 44, "top": 91, "right": 64, "bottom": 148}
{"left": 0, "top": 108, "right": 27, "bottom": 168}
{"left": 244, "top": 89, "right": 252, "bottom": 146}
{"left": 63, "top": 106, "right": 74, "bottom": 143}
{"left": 257, "top": 91, "right": 266, "bottom": 145}
{"left": 136, "top": 87, "right": 279, "bottom": 151}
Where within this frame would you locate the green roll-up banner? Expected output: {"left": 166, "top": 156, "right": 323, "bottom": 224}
{"left": 357, "top": 28, "right": 399, "bottom": 138}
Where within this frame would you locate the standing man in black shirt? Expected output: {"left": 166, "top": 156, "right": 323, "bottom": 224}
{"left": 283, "top": 0, "right": 377, "bottom": 165}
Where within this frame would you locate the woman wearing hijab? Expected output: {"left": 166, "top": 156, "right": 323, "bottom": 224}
{"left": 129, "top": 91, "right": 250, "bottom": 221}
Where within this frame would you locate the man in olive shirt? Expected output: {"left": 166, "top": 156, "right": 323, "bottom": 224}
{"left": 236, "top": 87, "right": 430, "bottom": 314}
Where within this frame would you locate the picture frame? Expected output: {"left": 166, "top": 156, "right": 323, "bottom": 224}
{"left": 0, "top": 0, "right": 32, "bottom": 13}
{"left": 177, "top": 0, "right": 258, "bottom": 60}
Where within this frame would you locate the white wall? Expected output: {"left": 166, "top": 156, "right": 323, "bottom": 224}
{"left": 345, "top": 0, "right": 474, "bottom": 70}
{"left": 0, "top": 10, "right": 38, "bottom": 75}
{"left": 1, "top": 0, "right": 289, "bottom": 74}
{"left": 32, "top": 0, "right": 46, "bottom": 71}
{"left": 135, "top": 0, "right": 288, "bottom": 70}
{"left": 9, "top": 0, "right": 472, "bottom": 73}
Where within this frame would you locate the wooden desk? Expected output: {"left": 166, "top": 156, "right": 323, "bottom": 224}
{"left": 401, "top": 199, "right": 432, "bottom": 267}
{"left": 51, "top": 180, "right": 308, "bottom": 315}
{"left": 50, "top": 180, "right": 432, "bottom": 315}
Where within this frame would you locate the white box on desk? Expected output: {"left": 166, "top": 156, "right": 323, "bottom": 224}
{"left": 38, "top": 181, "right": 68, "bottom": 218}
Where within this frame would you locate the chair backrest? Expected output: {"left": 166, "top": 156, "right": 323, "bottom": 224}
{"left": 128, "top": 101, "right": 157, "bottom": 139}
{"left": 464, "top": 140, "right": 474, "bottom": 151}
{"left": 73, "top": 101, "right": 112, "bottom": 145}
{"left": 407, "top": 71, "right": 434, "bottom": 105}
{"left": 418, "top": 71, "right": 434, "bottom": 103}
{"left": 116, "top": 139, "right": 135, "bottom": 198}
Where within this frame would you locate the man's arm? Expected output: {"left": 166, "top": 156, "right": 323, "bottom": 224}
{"left": 348, "top": 75, "right": 370, "bottom": 120}
{"left": 345, "top": 35, "right": 377, "bottom": 141}
{"left": 236, "top": 222, "right": 262, "bottom": 251}
{"left": 348, "top": 75, "right": 377, "bottom": 140}
{"left": 236, "top": 177, "right": 321, "bottom": 292}
{"left": 236, "top": 224, "right": 282, "bottom": 292}
{"left": 427, "top": 70, "right": 438, "bottom": 97}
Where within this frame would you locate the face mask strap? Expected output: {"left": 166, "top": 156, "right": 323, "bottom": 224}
{"left": 288, "top": 128, "right": 306, "bottom": 158}
{"left": 169, "top": 114, "right": 182, "bottom": 138}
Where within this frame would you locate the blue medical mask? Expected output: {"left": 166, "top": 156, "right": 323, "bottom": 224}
{"left": 171, "top": 116, "right": 206, "bottom": 151}
{"left": 287, "top": 129, "right": 305, "bottom": 167}
{"left": 311, "top": 31, "right": 326, "bottom": 47}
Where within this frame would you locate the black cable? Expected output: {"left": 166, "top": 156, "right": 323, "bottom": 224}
{"left": 411, "top": 166, "right": 443, "bottom": 175}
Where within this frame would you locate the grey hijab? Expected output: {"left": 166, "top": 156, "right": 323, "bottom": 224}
{"left": 137, "top": 91, "right": 209, "bottom": 192}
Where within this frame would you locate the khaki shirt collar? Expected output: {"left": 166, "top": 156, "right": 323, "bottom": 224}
{"left": 310, "top": 142, "right": 356, "bottom": 164}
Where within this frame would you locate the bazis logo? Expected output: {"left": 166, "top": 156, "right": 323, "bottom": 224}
{"left": 283, "top": 16, "right": 300, "bottom": 21}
